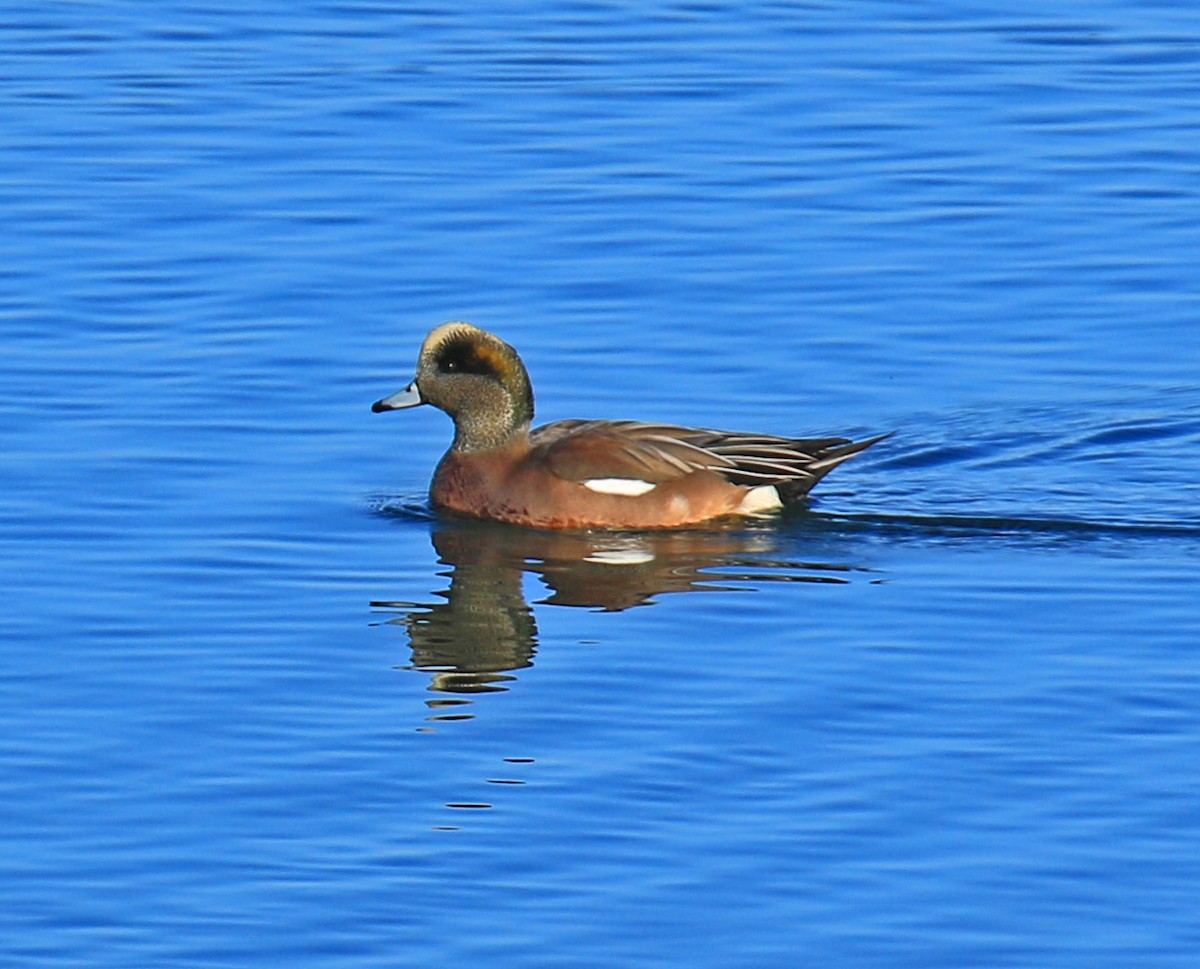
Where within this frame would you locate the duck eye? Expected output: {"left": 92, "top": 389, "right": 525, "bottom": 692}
{"left": 437, "top": 341, "right": 495, "bottom": 376}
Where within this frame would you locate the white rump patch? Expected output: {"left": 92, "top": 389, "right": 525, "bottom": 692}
{"left": 734, "top": 484, "right": 783, "bottom": 516}
{"left": 582, "top": 478, "right": 657, "bottom": 497}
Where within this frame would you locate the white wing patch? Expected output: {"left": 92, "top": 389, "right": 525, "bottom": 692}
{"left": 582, "top": 477, "right": 658, "bottom": 497}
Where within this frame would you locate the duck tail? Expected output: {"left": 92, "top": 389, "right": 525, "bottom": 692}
{"left": 778, "top": 432, "right": 893, "bottom": 505}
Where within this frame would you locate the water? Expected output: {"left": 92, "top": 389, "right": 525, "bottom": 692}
{"left": 3, "top": 1, "right": 1200, "bottom": 966}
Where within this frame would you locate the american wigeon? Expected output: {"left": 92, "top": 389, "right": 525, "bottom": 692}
{"left": 373, "top": 322, "right": 887, "bottom": 529}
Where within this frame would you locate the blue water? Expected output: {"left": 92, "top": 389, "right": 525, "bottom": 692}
{"left": 3, "top": 2, "right": 1200, "bottom": 966}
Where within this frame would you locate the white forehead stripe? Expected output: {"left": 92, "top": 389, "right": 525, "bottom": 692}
{"left": 582, "top": 478, "right": 657, "bottom": 497}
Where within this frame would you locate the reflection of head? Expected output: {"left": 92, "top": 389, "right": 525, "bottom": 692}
{"left": 374, "top": 526, "right": 536, "bottom": 696}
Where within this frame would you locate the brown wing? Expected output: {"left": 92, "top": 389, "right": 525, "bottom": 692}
{"left": 675, "top": 429, "right": 855, "bottom": 485}
{"left": 531, "top": 420, "right": 734, "bottom": 484}
{"left": 531, "top": 419, "right": 889, "bottom": 492}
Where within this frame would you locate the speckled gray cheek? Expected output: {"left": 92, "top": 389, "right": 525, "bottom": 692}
{"left": 435, "top": 374, "right": 528, "bottom": 452}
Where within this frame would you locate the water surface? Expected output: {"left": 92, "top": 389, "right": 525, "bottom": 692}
{"left": 3, "top": 2, "right": 1199, "bottom": 967}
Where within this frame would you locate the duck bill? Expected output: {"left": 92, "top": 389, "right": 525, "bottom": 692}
{"left": 371, "top": 380, "right": 423, "bottom": 412}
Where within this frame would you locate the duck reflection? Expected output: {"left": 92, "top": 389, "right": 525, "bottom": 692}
{"left": 372, "top": 517, "right": 860, "bottom": 701}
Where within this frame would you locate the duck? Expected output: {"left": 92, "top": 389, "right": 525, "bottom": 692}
{"left": 372, "top": 322, "right": 887, "bottom": 529}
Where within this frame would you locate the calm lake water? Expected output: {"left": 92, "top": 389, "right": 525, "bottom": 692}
{"left": 3, "top": 2, "right": 1200, "bottom": 966}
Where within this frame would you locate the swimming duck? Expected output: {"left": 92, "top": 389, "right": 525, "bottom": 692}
{"left": 373, "top": 322, "right": 886, "bottom": 529}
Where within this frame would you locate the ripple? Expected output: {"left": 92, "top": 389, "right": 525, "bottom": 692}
{"left": 816, "top": 510, "right": 1200, "bottom": 542}
{"left": 364, "top": 494, "right": 436, "bottom": 520}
